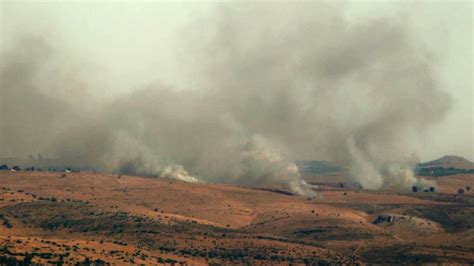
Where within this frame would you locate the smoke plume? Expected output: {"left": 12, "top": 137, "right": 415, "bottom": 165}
{"left": 0, "top": 3, "right": 451, "bottom": 194}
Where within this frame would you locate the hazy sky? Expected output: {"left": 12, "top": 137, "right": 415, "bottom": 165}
{"left": 0, "top": 0, "right": 472, "bottom": 161}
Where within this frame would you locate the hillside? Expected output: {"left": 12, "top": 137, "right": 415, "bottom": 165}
{"left": 0, "top": 171, "right": 473, "bottom": 264}
{"left": 416, "top": 155, "right": 474, "bottom": 177}
{"left": 419, "top": 155, "right": 474, "bottom": 170}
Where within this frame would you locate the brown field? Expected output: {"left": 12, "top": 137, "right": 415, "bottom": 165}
{"left": 0, "top": 171, "right": 473, "bottom": 265}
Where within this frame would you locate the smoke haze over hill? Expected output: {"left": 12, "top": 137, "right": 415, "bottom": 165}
{"left": 1, "top": 2, "right": 469, "bottom": 194}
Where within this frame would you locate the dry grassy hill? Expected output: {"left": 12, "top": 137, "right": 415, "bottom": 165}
{"left": 0, "top": 171, "right": 473, "bottom": 264}
{"left": 419, "top": 155, "right": 474, "bottom": 170}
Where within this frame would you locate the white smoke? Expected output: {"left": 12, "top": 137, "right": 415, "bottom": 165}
{"left": 347, "top": 137, "right": 384, "bottom": 190}
{"left": 159, "top": 165, "right": 200, "bottom": 183}
{"left": 239, "top": 135, "right": 315, "bottom": 195}
{"left": 0, "top": 3, "right": 452, "bottom": 195}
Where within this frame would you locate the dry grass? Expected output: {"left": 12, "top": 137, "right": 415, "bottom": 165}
{"left": 0, "top": 171, "right": 473, "bottom": 264}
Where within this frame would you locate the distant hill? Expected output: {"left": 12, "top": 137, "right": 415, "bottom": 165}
{"left": 418, "top": 155, "right": 474, "bottom": 170}
{"left": 416, "top": 155, "right": 474, "bottom": 177}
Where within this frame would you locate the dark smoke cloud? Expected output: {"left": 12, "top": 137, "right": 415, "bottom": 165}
{"left": 0, "top": 3, "right": 451, "bottom": 194}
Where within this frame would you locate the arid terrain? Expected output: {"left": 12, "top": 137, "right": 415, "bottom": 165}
{"left": 1, "top": 0, "right": 472, "bottom": 264}
{"left": 0, "top": 166, "right": 473, "bottom": 265}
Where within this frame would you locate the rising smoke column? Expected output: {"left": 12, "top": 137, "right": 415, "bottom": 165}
{"left": 193, "top": 3, "right": 451, "bottom": 191}
{"left": 0, "top": 3, "right": 451, "bottom": 194}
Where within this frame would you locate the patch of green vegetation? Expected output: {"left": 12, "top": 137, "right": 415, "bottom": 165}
{"left": 0, "top": 212, "right": 13, "bottom": 228}
{"left": 416, "top": 167, "right": 474, "bottom": 177}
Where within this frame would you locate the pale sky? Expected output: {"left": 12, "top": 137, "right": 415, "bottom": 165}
{"left": 0, "top": 0, "right": 472, "bottom": 161}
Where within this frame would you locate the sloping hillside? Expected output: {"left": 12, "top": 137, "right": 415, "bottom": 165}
{"left": 419, "top": 155, "right": 474, "bottom": 170}
{"left": 0, "top": 170, "right": 473, "bottom": 264}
